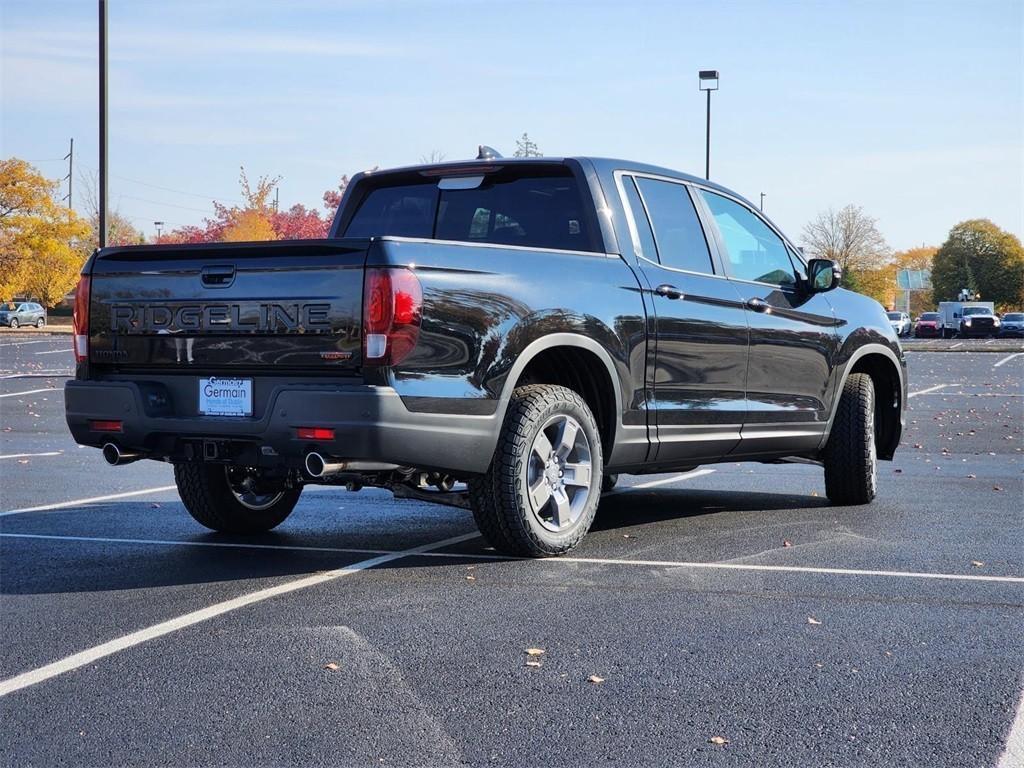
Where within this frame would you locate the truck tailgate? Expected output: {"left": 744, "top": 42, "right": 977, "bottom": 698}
{"left": 87, "top": 239, "right": 368, "bottom": 372}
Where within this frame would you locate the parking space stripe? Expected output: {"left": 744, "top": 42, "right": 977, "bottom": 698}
{"left": 998, "top": 689, "right": 1024, "bottom": 767}
{"left": 0, "top": 486, "right": 178, "bottom": 518}
{"left": 34, "top": 349, "right": 70, "bottom": 356}
{"left": 0, "top": 531, "right": 478, "bottom": 698}
{"left": 0, "top": 372, "right": 73, "bottom": 380}
{"left": 994, "top": 353, "right": 1023, "bottom": 368}
{"left": 619, "top": 469, "right": 716, "bottom": 491}
{"left": 0, "top": 388, "right": 59, "bottom": 398}
{"left": 908, "top": 384, "right": 948, "bottom": 398}
{"left": 3, "top": 531, "right": 1021, "bottom": 585}
{"left": 0, "top": 339, "right": 57, "bottom": 347}
{"left": 0, "top": 452, "right": 62, "bottom": 460}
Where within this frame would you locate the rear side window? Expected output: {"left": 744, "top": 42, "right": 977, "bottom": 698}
{"left": 343, "top": 169, "right": 598, "bottom": 252}
{"left": 620, "top": 176, "right": 658, "bottom": 261}
{"left": 633, "top": 177, "right": 714, "bottom": 274}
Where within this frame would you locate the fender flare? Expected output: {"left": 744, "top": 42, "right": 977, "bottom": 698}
{"left": 818, "top": 341, "right": 906, "bottom": 453}
{"left": 496, "top": 332, "right": 625, "bottom": 444}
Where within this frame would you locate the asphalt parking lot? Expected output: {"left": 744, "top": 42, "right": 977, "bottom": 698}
{"left": 1, "top": 333, "right": 1022, "bottom": 767}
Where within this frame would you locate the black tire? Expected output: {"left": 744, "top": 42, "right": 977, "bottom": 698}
{"left": 35, "top": 318, "right": 44, "bottom": 328}
{"left": 822, "top": 373, "right": 877, "bottom": 505}
{"left": 174, "top": 463, "right": 301, "bottom": 533}
{"left": 8, "top": 318, "right": 17, "bottom": 329}
{"left": 470, "top": 384, "right": 603, "bottom": 557}
{"left": 602, "top": 474, "right": 619, "bottom": 493}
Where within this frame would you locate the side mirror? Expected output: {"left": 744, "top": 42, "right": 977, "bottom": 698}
{"left": 807, "top": 258, "right": 840, "bottom": 293}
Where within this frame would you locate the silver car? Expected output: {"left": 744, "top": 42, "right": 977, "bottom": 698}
{"left": 0, "top": 302, "right": 47, "bottom": 329}
{"left": 887, "top": 311, "right": 911, "bottom": 337}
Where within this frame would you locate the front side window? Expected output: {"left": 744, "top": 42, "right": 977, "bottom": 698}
{"left": 700, "top": 191, "right": 796, "bottom": 287}
{"left": 633, "top": 177, "right": 714, "bottom": 274}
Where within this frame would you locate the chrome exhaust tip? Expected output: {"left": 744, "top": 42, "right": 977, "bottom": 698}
{"left": 102, "top": 442, "right": 143, "bottom": 466}
{"left": 305, "top": 451, "right": 346, "bottom": 478}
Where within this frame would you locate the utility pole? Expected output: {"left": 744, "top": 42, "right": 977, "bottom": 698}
{"left": 759, "top": 192, "right": 765, "bottom": 212}
{"left": 274, "top": 187, "right": 279, "bottom": 212}
{"left": 63, "top": 138, "right": 74, "bottom": 211}
{"left": 98, "top": 0, "right": 108, "bottom": 248}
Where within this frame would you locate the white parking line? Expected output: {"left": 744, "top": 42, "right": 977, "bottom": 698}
{"left": 621, "top": 469, "right": 717, "bottom": 490}
{"left": 0, "top": 371, "right": 73, "bottom": 380}
{"left": 999, "top": 692, "right": 1024, "bottom": 767}
{"left": 0, "top": 452, "right": 62, "bottom": 460}
{"left": 0, "top": 339, "right": 56, "bottom": 347}
{"left": 0, "top": 486, "right": 178, "bottom": 518}
{"left": 0, "top": 531, "right": 477, "bottom": 698}
{"left": 4, "top": 531, "right": 1021, "bottom": 585}
{"left": 0, "top": 387, "right": 59, "bottom": 399}
{"left": 994, "top": 353, "right": 1023, "bottom": 368}
{"left": 34, "top": 349, "right": 70, "bottom": 356}
{"left": 908, "top": 384, "right": 948, "bottom": 398}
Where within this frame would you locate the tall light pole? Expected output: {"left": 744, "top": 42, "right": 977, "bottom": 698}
{"left": 98, "top": 0, "right": 108, "bottom": 248}
{"left": 698, "top": 70, "right": 718, "bottom": 180}
{"left": 760, "top": 192, "right": 765, "bottom": 211}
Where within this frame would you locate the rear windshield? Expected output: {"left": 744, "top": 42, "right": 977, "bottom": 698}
{"left": 920, "top": 313, "right": 939, "bottom": 320}
{"left": 343, "top": 167, "right": 599, "bottom": 252}
{"left": 963, "top": 307, "right": 991, "bottom": 316}
{"left": 887, "top": 312, "right": 903, "bottom": 320}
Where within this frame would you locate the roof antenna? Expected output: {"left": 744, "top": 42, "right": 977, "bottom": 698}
{"left": 476, "top": 145, "right": 503, "bottom": 160}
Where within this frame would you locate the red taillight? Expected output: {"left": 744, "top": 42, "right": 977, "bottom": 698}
{"left": 296, "top": 427, "right": 335, "bottom": 441}
{"left": 72, "top": 275, "right": 90, "bottom": 363}
{"left": 362, "top": 268, "right": 422, "bottom": 365}
{"left": 90, "top": 420, "right": 123, "bottom": 432}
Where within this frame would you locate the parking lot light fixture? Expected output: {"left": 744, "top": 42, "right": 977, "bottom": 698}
{"left": 698, "top": 70, "right": 719, "bottom": 180}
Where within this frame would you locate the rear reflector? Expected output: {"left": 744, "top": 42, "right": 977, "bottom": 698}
{"left": 90, "top": 420, "right": 123, "bottom": 432}
{"left": 297, "top": 427, "right": 335, "bottom": 441}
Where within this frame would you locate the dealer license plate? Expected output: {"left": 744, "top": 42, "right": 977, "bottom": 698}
{"left": 198, "top": 377, "right": 252, "bottom": 417}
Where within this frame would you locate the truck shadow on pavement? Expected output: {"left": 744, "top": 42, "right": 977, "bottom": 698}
{"left": 1, "top": 488, "right": 833, "bottom": 595}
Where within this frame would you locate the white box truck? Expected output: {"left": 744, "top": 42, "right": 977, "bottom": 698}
{"left": 937, "top": 301, "right": 998, "bottom": 338}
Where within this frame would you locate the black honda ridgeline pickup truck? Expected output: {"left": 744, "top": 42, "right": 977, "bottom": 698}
{"left": 66, "top": 155, "right": 906, "bottom": 556}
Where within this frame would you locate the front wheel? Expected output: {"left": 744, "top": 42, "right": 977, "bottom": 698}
{"left": 8, "top": 318, "right": 17, "bottom": 329}
{"left": 822, "top": 373, "right": 877, "bottom": 505}
{"left": 470, "top": 384, "right": 602, "bottom": 557}
{"left": 174, "top": 463, "right": 301, "bottom": 533}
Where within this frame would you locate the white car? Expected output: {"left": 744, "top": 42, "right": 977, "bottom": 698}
{"left": 887, "top": 311, "right": 911, "bottom": 337}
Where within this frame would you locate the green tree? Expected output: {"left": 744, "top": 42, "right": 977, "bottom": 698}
{"left": 931, "top": 220, "right": 1024, "bottom": 311}
{"left": 513, "top": 132, "right": 542, "bottom": 158}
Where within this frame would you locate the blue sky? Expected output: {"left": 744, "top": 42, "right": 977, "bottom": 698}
{"left": 2, "top": 0, "right": 1021, "bottom": 249}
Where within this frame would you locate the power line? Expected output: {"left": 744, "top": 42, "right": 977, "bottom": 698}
{"left": 118, "top": 194, "right": 216, "bottom": 215}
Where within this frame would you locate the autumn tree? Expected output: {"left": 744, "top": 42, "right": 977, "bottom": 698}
{"left": 931, "top": 220, "right": 1024, "bottom": 311}
{"left": 0, "top": 158, "right": 90, "bottom": 305}
{"left": 801, "top": 205, "right": 892, "bottom": 293}
{"left": 513, "top": 132, "right": 542, "bottom": 158}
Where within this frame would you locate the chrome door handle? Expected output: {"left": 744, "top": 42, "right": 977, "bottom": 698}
{"left": 746, "top": 297, "right": 770, "bottom": 312}
{"left": 654, "top": 284, "right": 683, "bottom": 300}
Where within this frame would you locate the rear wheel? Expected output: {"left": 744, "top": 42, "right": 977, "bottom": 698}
{"left": 35, "top": 318, "right": 44, "bottom": 328}
{"left": 822, "top": 373, "right": 877, "bottom": 505}
{"left": 174, "top": 463, "right": 301, "bottom": 533}
{"left": 470, "top": 384, "right": 602, "bottom": 557}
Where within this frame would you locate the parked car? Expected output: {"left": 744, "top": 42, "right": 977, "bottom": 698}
{"left": 914, "top": 312, "right": 941, "bottom": 338}
{"left": 0, "top": 302, "right": 46, "bottom": 328}
{"left": 958, "top": 305, "right": 1000, "bottom": 338}
{"left": 65, "top": 155, "right": 907, "bottom": 557}
{"left": 997, "top": 312, "right": 1024, "bottom": 338}
{"left": 887, "top": 311, "right": 911, "bottom": 337}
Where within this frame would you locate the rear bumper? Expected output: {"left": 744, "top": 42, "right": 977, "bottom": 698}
{"left": 64, "top": 380, "right": 498, "bottom": 474}
{"left": 914, "top": 326, "right": 938, "bottom": 337}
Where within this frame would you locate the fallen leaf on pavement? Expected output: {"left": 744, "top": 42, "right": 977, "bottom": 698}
{"left": 525, "top": 648, "right": 545, "bottom": 656}
{"left": 971, "top": 560, "right": 984, "bottom": 567}
{"left": 525, "top": 660, "right": 542, "bottom": 668}
{"left": 993, "top": 486, "right": 1003, "bottom": 491}
{"left": 709, "top": 736, "right": 728, "bottom": 745}
{"left": 783, "top": 540, "right": 792, "bottom": 548}
{"left": 465, "top": 575, "right": 476, "bottom": 581}
{"left": 587, "top": 675, "right": 605, "bottom": 684}
{"left": 323, "top": 662, "right": 340, "bottom": 671}
{"left": 807, "top": 616, "right": 822, "bottom": 625}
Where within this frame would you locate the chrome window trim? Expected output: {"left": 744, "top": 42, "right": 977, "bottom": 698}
{"left": 612, "top": 170, "right": 721, "bottom": 279}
